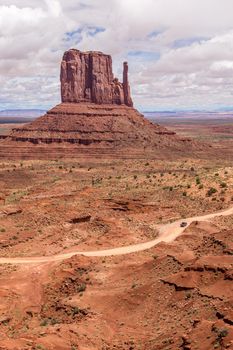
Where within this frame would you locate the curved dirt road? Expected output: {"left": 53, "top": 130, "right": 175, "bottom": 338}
{"left": 0, "top": 206, "right": 233, "bottom": 265}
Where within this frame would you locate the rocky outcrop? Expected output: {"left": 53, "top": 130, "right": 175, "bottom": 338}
{"left": 60, "top": 49, "right": 133, "bottom": 107}
{"left": 0, "top": 48, "right": 203, "bottom": 160}
{"left": 123, "top": 62, "right": 133, "bottom": 107}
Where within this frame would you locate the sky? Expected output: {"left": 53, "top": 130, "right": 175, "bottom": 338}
{"left": 1, "top": 0, "right": 233, "bottom": 111}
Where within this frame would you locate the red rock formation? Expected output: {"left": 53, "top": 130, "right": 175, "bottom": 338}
{"left": 123, "top": 62, "right": 133, "bottom": 107}
{"left": 60, "top": 49, "right": 133, "bottom": 107}
{"left": 0, "top": 48, "right": 203, "bottom": 160}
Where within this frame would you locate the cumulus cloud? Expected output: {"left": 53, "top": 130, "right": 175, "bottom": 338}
{"left": 44, "top": 0, "right": 62, "bottom": 17}
{"left": 1, "top": 0, "right": 233, "bottom": 110}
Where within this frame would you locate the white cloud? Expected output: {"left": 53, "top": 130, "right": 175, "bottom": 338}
{"left": 1, "top": 0, "right": 233, "bottom": 110}
{"left": 44, "top": 0, "right": 62, "bottom": 17}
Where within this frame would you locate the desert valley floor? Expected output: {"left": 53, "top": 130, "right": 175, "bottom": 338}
{"left": 0, "top": 117, "right": 232, "bottom": 349}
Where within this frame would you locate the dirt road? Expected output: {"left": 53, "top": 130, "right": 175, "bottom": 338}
{"left": 0, "top": 206, "right": 232, "bottom": 264}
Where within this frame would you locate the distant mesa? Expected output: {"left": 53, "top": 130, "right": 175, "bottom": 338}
{"left": 0, "top": 49, "right": 199, "bottom": 160}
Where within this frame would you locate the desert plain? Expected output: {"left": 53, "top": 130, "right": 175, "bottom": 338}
{"left": 0, "top": 114, "right": 232, "bottom": 350}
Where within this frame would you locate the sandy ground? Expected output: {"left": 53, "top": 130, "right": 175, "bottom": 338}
{"left": 0, "top": 142, "right": 232, "bottom": 349}
{"left": 0, "top": 205, "right": 232, "bottom": 264}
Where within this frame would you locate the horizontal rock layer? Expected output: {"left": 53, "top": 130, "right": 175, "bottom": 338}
{"left": 8, "top": 103, "right": 181, "bottom": 145}
{"left": 0, "top": 103, "right": 200, "bottom": 160}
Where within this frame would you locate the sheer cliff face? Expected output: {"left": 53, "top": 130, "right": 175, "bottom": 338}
{"left": 60, "top": 49, "right": 133, "bottom": 107}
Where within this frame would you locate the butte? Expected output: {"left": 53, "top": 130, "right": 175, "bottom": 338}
{"left": 0, "top": 49, "right": 198, "bottom": 160}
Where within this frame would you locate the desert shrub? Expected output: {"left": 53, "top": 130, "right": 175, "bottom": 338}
{"left": 40, "top": 319, "right": 49, "bottom": 327}
{"left": 50, "top": 318, "right": 59, "bottom": 325}
{"left": 207, "top": 187, "right": 217, "bottom": 196}
{"left": 0, "top": 228, "right": 6, "bottom": 233}
{"left": 217, "top": 328, "right": 228, "bottom": 338}
{"left": 212, "top": 327, "right": 229, "bottom": 348}
{"left": 36, "top": 345, "right": 47, "bottom": 350}
{"left": 183, "top": 191, "right": 187, "bottom": 196}
{"left": 93, "top": 177, "right": 102, "bottom": 185}
{"left": 220, "top": 182, "right": 227, "bottom": 188}
{"left": 196, "top": 177, "right": 201, "bottom": 185}
{"left": 77, "top": 283, "right": 86, "bottom": 293}
{"left": 6, "top": 190, "right": 29, "bottom": 204}
{"left": 72, "top": 307, "right": 81, "bottom": 316}
{"left": 198, "top": 184, "right": 204, "bottom": 189}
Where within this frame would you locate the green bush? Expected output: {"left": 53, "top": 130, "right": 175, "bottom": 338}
{"left": 196, "top": 177, "right": 201, "bottom": 185}
{"left": 207, "top": 187, "right": 217, "bottom": 196}
{"left": 72, "top": 307, "right": 80, "bottom": 316}
{"left": 77, "top": 283, "right": 86, "bottom": 293}
{"left": 40, "top": 319, "right": 48, "bottom": 327}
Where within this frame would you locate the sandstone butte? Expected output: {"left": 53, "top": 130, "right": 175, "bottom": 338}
{"left": 61, "top": 49, "right": 133, "bottom": 107}
{"left": 0, "top": 49, "right": 200, "bottom": 160}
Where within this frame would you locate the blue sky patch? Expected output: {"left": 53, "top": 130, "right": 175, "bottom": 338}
{"left": 87, "top": 26, "right": 105, "bottom": 37}
{"left": 147, "top": 29, "right": 165, "bottom": 39}
{"left": 64, "top": 26, "right": 105, "bottom": 44}
{"left": 128, "top": 51, "right": 160, "bottom": 61}
{"left": 172, "top": 37, "right": 210, "bottom": 49}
